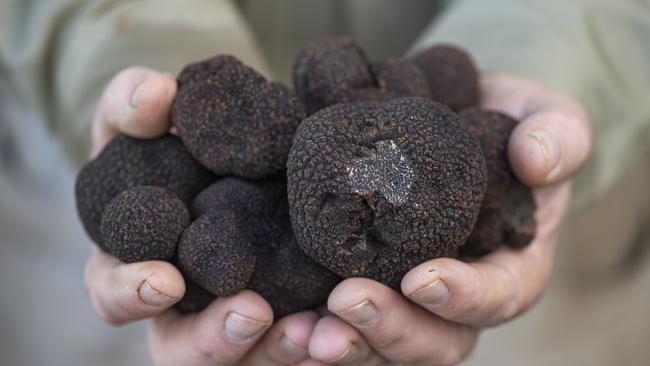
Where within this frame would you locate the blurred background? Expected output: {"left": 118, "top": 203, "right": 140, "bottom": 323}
{"left": 1, "top": 0, "right": 649, "bottom": 365}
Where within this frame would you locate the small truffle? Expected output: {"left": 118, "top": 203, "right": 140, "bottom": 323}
{"left": 172, "top": 55, "right": 304, "bottom": 179}
{"left": 293, "top": 37, "right": 375, "bottom": 115}
{"left": 461, "top": 108, "right": 517, "bottom": 208}
{"left": 412, "top": 45, "right": 480, "bottom": 111}
{"left": 287, "top": 97, "right": 486, "bottom": 288}
{"left": 178, "top": 209, "right": 257, "bottom": 297}
{"left": 501, "top": 180, "right": 536, "bottom": 248}
{"left": 294, "top": 38, "right": 432, "bottom": 115}
{"left": 75, "top": 134, "right": 213, "bottom": 248}
{"left": 364, "top": 59, "right": 431, "bottom": 102}
{"left": 459, "top": 108, "right": 536, "bottom": 257}
{"left": 101, "top": 186, "right": 189, "bottom": 263}
{"left": 178, "top": 177, "right": 340, "bottom": 317}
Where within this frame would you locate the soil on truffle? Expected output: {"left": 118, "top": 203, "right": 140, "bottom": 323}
{"left": 75, "top": 134, "right": 213, "bottom": 249}
{"left": 172, "top": 55, "right": 305, "bottom": 179}
{"left": 411, "top": 45, "right": 480, "bottom": 111}
{"left": 101, "top": 186, "right": 190, "bottom": 263}
{"left": 287, "top": 97, "right": 486, "bottom": 288}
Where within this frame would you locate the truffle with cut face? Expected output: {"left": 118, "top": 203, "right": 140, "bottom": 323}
{"left": 293, "top": 37, "right": 430, "bottom": 115}
{"left": 287, "top": 97, "right": 486, "bottom": 288}
{"left": 411, "top": 45, "right": 480, "bottom": 111}
{"left": 459, "top": 108, "right": 536, "bottom": 257}
{"left": 75, "top": 134, "right": 213, "bottom": 248}
{"left": 178, "top": 177, "right": 340, "bottom": 317}
{"left": 172, "top": 55, "right": 304, "bottom": 179}
{"left": 101, "top": 186, "right": 189, "bottom": 263}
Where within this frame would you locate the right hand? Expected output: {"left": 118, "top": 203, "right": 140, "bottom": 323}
{"left": 84, "top": 67, "right": 322, "bottom": 366}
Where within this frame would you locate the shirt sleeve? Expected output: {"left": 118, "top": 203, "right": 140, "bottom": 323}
{"left": 411, "top": 0, "right": 650, "bottom": 209}
{"left": 0, "top": 0, "right": 270, "bottom": 166}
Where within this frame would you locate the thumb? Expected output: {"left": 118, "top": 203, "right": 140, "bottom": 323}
{"left": 91, "top": 67, "right": 177, "bottom": 157}
{"left": 508, "top": 91, "right": 592, "bottom": 186}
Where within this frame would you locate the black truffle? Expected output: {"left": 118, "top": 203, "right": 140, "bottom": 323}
{"left": 178, "top": 177, "right": 340, "bottom": 317}
{"left": 293, "top": 37, "right": 374, "bottom": 115}
{"left": 293, "top": 37, "right": 431, "bottom": 115}
{"left": 75, "top": 134, "right": 213, "bottom": 249}
{"left": 364, "top": 59, "right": 431, "bottom": 101}
{"left": 101, "top": 186, "right": 189, "bottom": 263}
{"left": 172, "top": 55, "right": 305, "bottom": 179}
{"left": 178, "top": 209, "right": 257, "bottom": 297}
{"left": 287, "top": 97, "right": 486, "bottom": 288}
{"left": 412, "top": 45, "right": 480, "bottom": 111}
{"left": 459, "top": 108, "right": 536, "bottom": 256}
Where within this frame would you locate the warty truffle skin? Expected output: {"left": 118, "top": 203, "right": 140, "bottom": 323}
{"left": 101, "top": 186, "right": 190, "bottom": 263}
{"left": 287, "top": 97, "right": 487, "bottom": 288}
{"left": 172, "top": 55, "right": 305, "bottom": 179}
{"left": 293, "top": 37, "right": 431, "bottom": 115}
{"left": 459, "top": 108, "right": 536, "bottom": 257}
{"left": 412, "top": 45, "right": 480, "bottom": 111}
{"left": 74, "top": 134, "right": 214, "bottom": 249}
{"left": 178, "top": 177, "right": 340, "bottom": 317}
{"left": 293, "top": 36, "right": 375, "bottom": 115}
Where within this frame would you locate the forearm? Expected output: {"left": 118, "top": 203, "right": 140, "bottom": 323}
{"left": 413, "top": 0, "right": 650, "bottom": 210}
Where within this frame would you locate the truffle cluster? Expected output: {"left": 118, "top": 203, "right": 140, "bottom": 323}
{"left": 75, "top": 55, "right": 338, "bottom": 317}
{"left": 75, "top": 37, "right": 537, "bottom": 318}
{"left": 293, "top": 37, "right": 478, "bottom": 115}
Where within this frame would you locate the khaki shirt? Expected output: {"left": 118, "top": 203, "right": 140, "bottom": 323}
{"left": 0, "top": 0, "right": 649, "bottom": 365}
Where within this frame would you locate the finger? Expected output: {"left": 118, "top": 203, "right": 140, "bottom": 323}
{"left": 148, "top": 290, "right": 272, "bottom": 366}
{"left": 402, "top": 183, "right": 571, "bottom": 327}
{"left": 241, "top": 311, "right": 318, "bottom": 365}
{"left": 91, "top": 67, "right": 177, "bottom": 156}
{"left": 84, "top": 247, "right": 185, "bottom": 325}
{"left": 480, "top": 73, "right": 593, "bottom": 187}
{"left": 309, "top": 316, "right": 385, "bottom": 365}
{"left": 328, "top": 279, "right": 478, "bottom": 365}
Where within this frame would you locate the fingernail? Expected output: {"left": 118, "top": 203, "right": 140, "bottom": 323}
{"left": 336, "top": 299, "right": 378, "bottom": 326}
{"left": 138, "top": 281, "right": 173, "bottom": 307}
{"left": 129, "top": 76, "right": 151, "bottom": 109}
{"left": 325, "top": 342, "right": 356, "bottom": 363}
{"left": 279, "top": 335, "right": 308, "bottom": 358}
{"left": 528, "top": 130, "right": 560, "bottom": 180}
{"left": 224, "top": 312, "right": 269, "bottom": 342}
{"left": 410, "top": 279, "right": 450, "bottom": 306}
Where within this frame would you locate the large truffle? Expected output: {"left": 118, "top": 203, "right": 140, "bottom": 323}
{"left": 178, "top": 177, "right": 340, "bottom": 317}
{"left": 287, "top": 97, "right": 486, "bottom": 288}
{"left": 459, "top": 108, "right": 536, "bottom": 256}
{"left": 293, "top": 37, "right": 431, "bottom": 115}
{"left": 172, "top": 55, "right": 305, "bottom": 179}
{"left": 101, "top": 186, "right": 189, "bottom": 263}
{"left": 75, "top": 134, "right": 213, "bottom": 248}
{"left": 411, "top": 45, "right": 480, "bottom": 111}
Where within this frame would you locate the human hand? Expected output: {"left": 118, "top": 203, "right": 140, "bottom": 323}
{"left": 306, "top": 73, "right": 592, "bottom": 365}
{"left": 84, "top": 67, "right": 320, "bottom": 365}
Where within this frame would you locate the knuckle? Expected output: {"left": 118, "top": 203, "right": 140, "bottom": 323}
{"left": 371, "top": 325, "right": 408, "bottom": 351}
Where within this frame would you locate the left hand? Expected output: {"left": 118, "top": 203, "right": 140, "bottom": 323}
{"left": 306, "top": 73, "right": 593, "bottom": 365}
